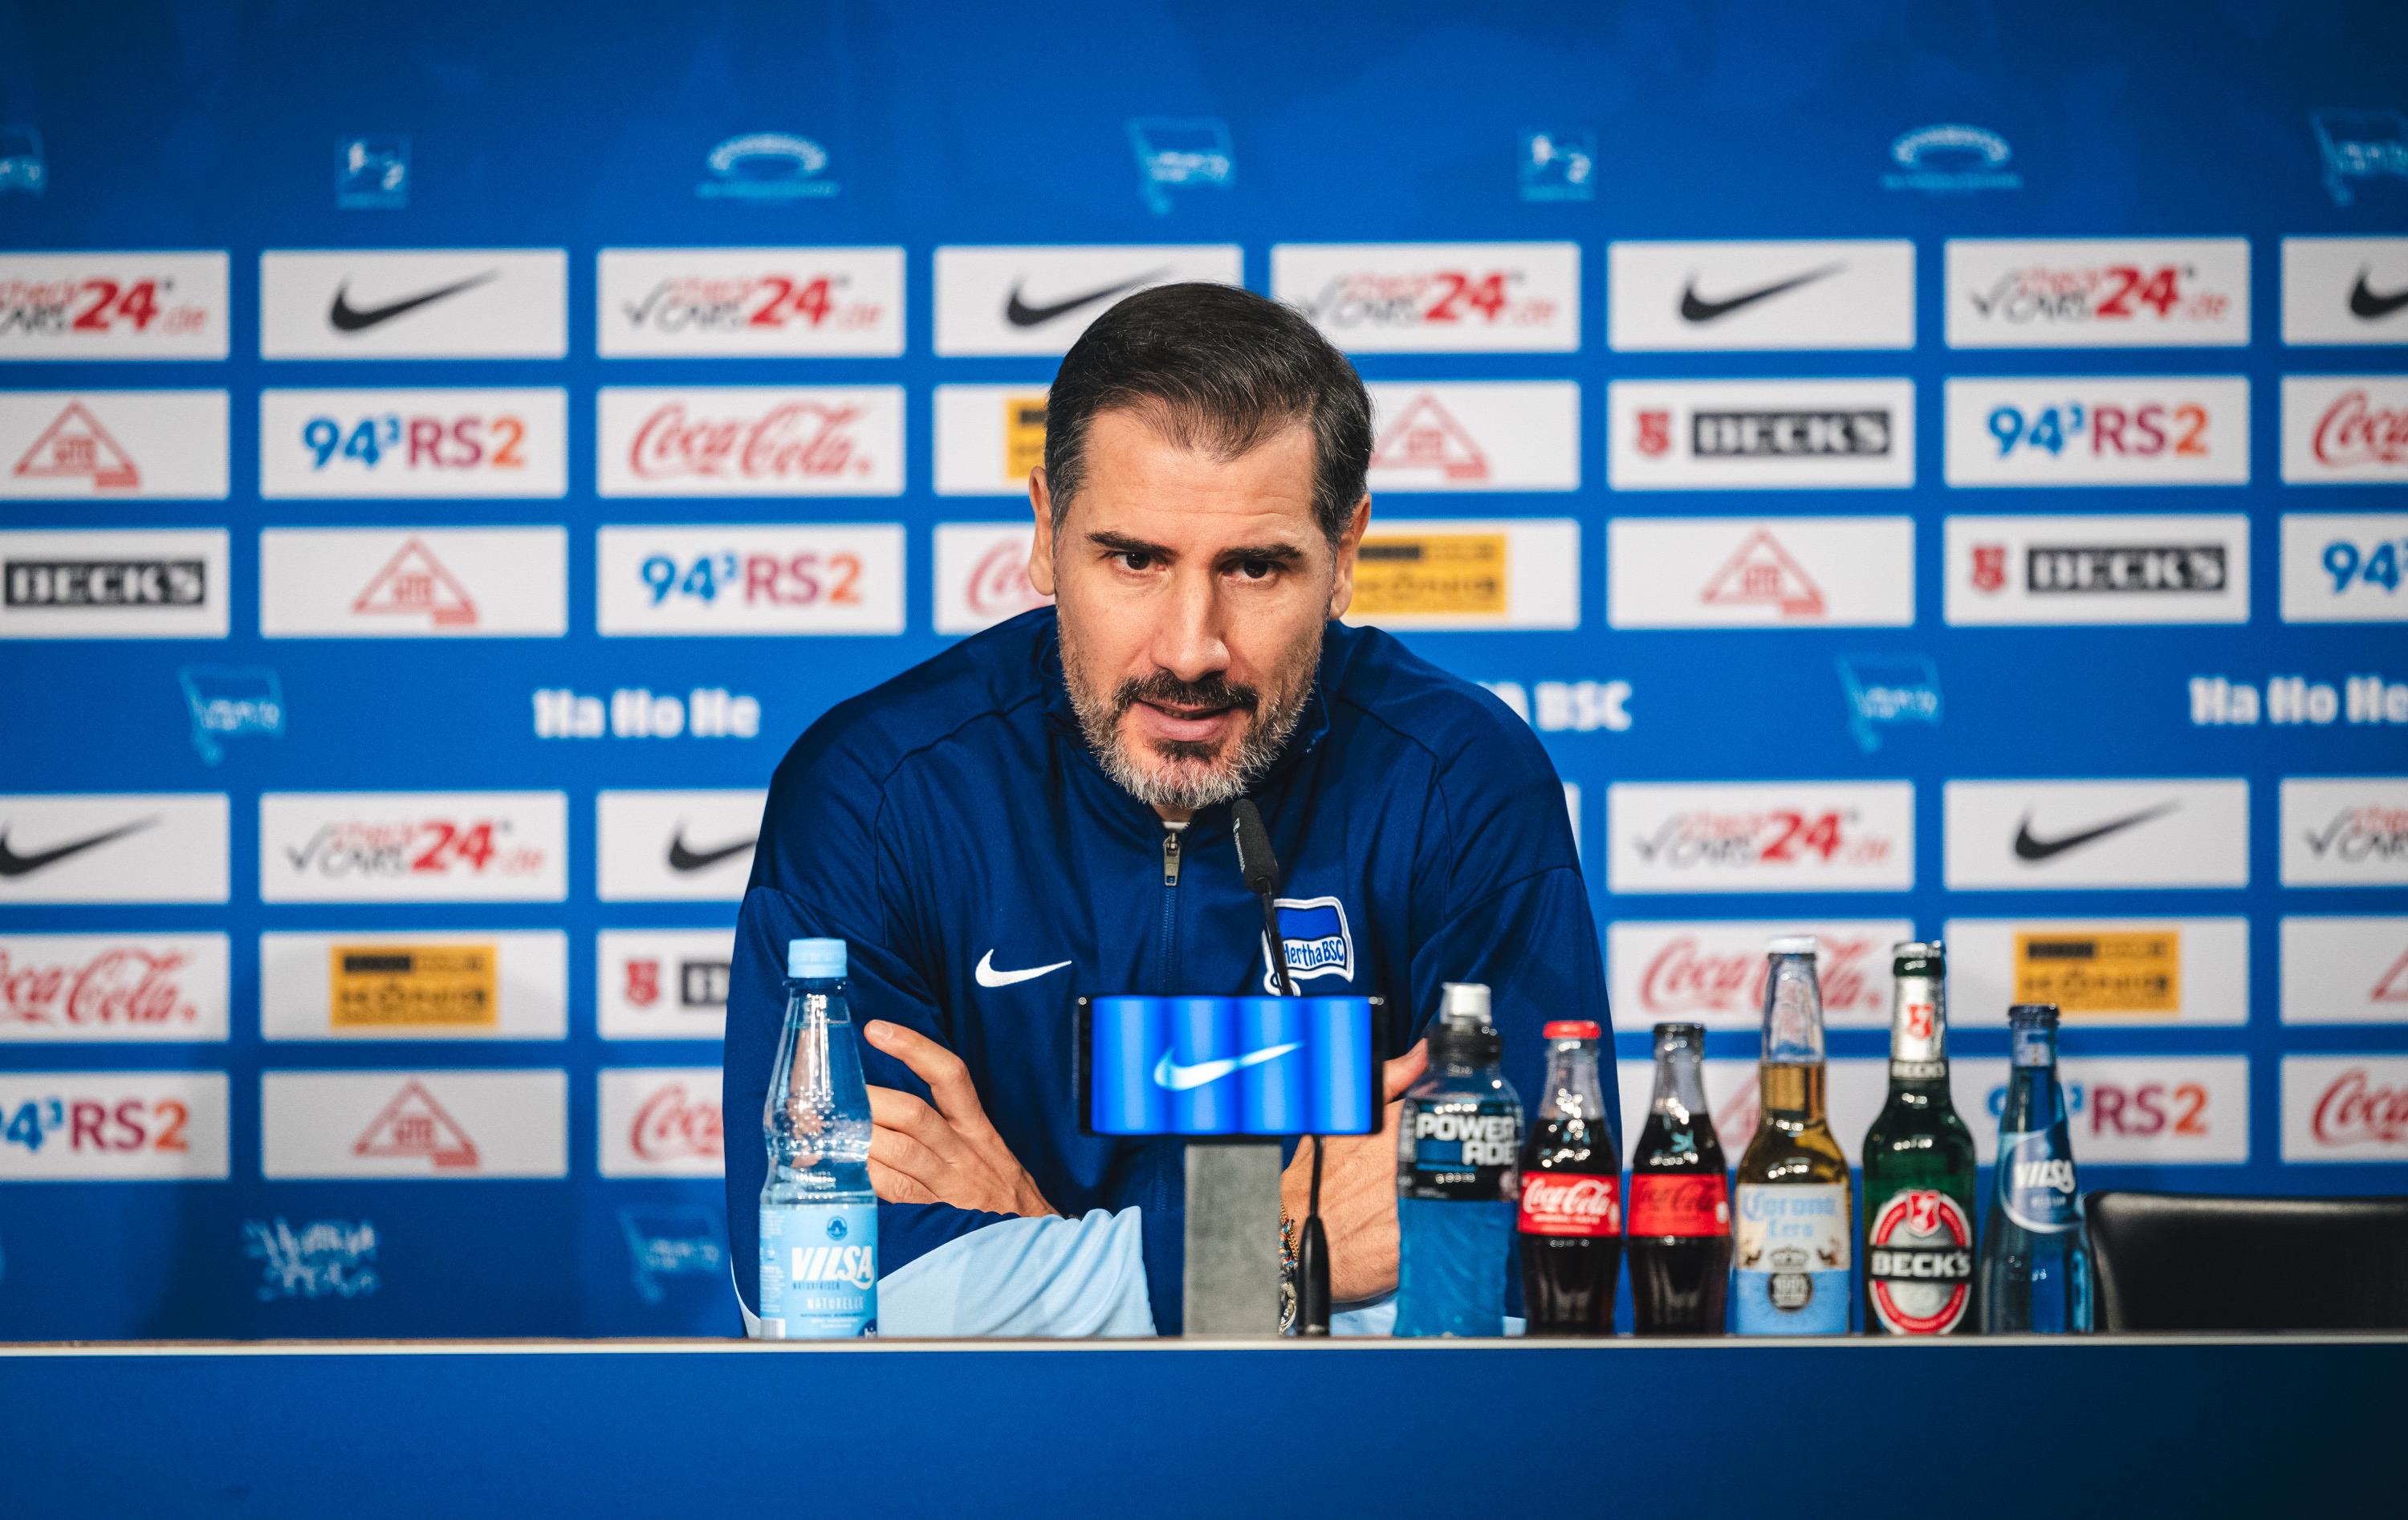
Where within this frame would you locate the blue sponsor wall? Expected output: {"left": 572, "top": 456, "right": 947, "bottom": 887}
{"left": 0, "top": 0, "right": 2403, "bottom": 1338}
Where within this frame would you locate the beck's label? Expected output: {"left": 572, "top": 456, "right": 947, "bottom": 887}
{"left": 1999, "top": 1128, "right": 2083, "bottom": 1234}
{"left": 1864, "top": 1188, "right": 1975, "bottom": 1335}
{"left": 1400, "top": 1098, "right": 1519, "bottom": 1201}
{"left": 758, "top": 1200, "right": 877, "bottom": 1339}
{"left": 1889, "top": 972, "right": 1946, "bottom": 1075}
{"left": 1627, "top": 1173, "right": 1731, "bottom": 1236}
{"left": 1733, "top": 1181, "right": 1851, "bottom": 1334}
{"left": 1515, "top": 1171, "right": 1621, "bottom": 1236}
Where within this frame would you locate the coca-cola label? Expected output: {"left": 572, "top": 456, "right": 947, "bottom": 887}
{"left": 2283, "top": 1057, "right": 2408, "bottom": 1161}
{"left": 1627, "top": 1173, "right": 1729, "bottom": 1236}
{"left": 600, "top": 1067, "right": 724, "bottom": 1177}
{"left": 596, "top": 386, "right": 904, "bottom": 497}
{"left": 0, "top": 933, "right": 230, "bottom": 1041}
{"left": 2283, "top": 377, "right": 2408, "bottom": 482}
{"left": 1610, "top": 920, "right": 1906, "bottom": 1030}
{"left": 1998, "top": 1127, "right": 2082, "bottom": 1233}
{"left": 1732, "top": 1181, "right": 1850, "bottom": 1335}
{"left": 1865, "top": 1188, "right": 1973, "bottom": 1335}
{"left": 1516, "top": 1171, "right": 1620, "bottom": 1236}
{"left": 1399, "top": 1097, "right": 1519, "bottom": 1201}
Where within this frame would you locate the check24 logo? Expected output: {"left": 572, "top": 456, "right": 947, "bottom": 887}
{"left": 284, "top": 819, "right": 546, "bottom": 880}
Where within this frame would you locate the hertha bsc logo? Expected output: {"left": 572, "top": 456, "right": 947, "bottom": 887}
{"left": 1262, "top": 896, "right": 1356, "bottom": 993}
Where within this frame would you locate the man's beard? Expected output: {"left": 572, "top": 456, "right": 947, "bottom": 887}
{"left": 1061, "top": 622, "right": 1322, "bottom": 812}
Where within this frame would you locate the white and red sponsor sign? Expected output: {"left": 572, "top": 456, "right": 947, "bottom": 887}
{"left": 598, "top": 1067, "right": 725, "bottom": 1177}
{"left": 258, "top": 388, "right": 567, "bottom": 498}
{"left": 597, "top": 929, "right": 735, "bottom": 1040}
{"left": 1953, "top": 1057, "right": 2250, "bottom": 1164}
{"left": 0, "top": 528, "right": 230, "bottom": 640}
{"left": 0, "top": 793, "right": 229, "bottom": 904}
{"left": 1943, "top": 778, "right": 2251, "bottom": 891}
{"left": 1607, "top": 782, "right": 1915, "bottom": 894}
{"left": 934, "top": 246, "right": 1243, "bottom": 356}
{"left": 2284, "top": 1057, "right": 2408, "bottom": 1162}
{"left": 258, "top": 527, "right": 567, "bottom": 638}
{"left": 1945, "top": 376, "right": 2250, "bottom": 486}
{"left": 0, "top": 1071, "right": 230, "bottom": 1179}
{"left": 1608, "top": 517, "right": 1915, "bottom": 629}
{"left": 257, "top": 930, "right": 567, "bottom": 1041}
{"left": 1943, "top": 513, "right": 2249, "bottom": 626}
{"left": 2280, "top": 237, "right": 2408, "bottom": 347}
{"left": 596, "top": 386, "right": 904, "bottom": 497}
{"left": 1606, "top": 920, "right": 1912, "bottom": 1030}
{"left": 1515, "top": 1172, "right": 1620, "bottom": 1236}
{"left": 1608, "top": 379, "right": 1916, "bottom": 490}
{"left": 259, "top": 249, "right": 565, "bottom": 360}
{"left": 1944, "top": 238, "right": 2250, "bottom": 347}
{"left": 1363, "top": 381, "right": 1580, "bottom": 492}
{"left": 1615, "top": 1058, "right": 1888, "bottom": 1169}
{"left": 0, "top": 251, "right": 230, "bottom": 360}
{"left": 1608, "top": 240, "right": 1916, "bottom": 352}
{"left": 2281, "top": 376, "right": 2408, "bottom": 485}
{"left": 1271, "top": 242, "right": 1580, "bottom": 353}
{"left": 0, "top": 933, "right": 230, "bottom": 1042}
{"left": 2281, "top": 777, "right": 2408, "bottom": 887}
{"left": 596, "top": 790, "right": 765, "bottom": 903}
{"left": 934, "top": 522, "right": 1050, "bottom": 635}
{"left": 2282, "top": 916, "right": 2408, "bottom": 1025}
{"left": 258, "top": 791, "right": 567, "bottom": 904}
{"left": 596, "top": 247, "right": 904, "bottom": 357}
{"left": 2280, "top": 512, "right": 2408, "bottom": 624}
{"left": 596, "top": 524, "right": 905, "bottom": 636}
{"left": 0, "top": 391, "right": 227, "bottom": 499}
{"left": 260, "top": 1069, "right": 567, "bottom": 1179}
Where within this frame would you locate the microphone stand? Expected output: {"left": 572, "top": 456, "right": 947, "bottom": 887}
{"left": 1235, "top": 799, "right": 1332, "bottom": 1336}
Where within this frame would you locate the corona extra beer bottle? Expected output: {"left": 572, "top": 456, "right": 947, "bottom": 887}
{"left": 1732, "top": 937, "right": 1851, "bottom": 1335}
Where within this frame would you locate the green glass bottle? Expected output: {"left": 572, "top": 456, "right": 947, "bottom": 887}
{"left": 1859, "top": 941, "right": 1979, "bottom": 1335}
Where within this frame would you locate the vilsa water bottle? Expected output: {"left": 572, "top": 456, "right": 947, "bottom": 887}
{"left": 758, "top": 937, "right": 877, "bottom": 1339}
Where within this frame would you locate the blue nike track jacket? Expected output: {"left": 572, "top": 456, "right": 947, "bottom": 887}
{"left": 723, "top": 607, "right": 1613, "bottom": 1333}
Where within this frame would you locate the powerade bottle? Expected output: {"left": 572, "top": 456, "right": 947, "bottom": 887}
{"left": 1978, "top": 1003, "right": 2092, "bottom": 1334}
{"left": 757, "top": 937, "right": 877, "bottom": 1339}
{"left": 1395, "top": 982, "right": 1523, "bottom": 1338}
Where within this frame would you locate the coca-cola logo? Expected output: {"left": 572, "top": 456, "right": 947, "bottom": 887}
{"left": 629, "top": 1082, "right": 724, "bottom": 1162}
{"left": 2312, "top": 1069, "right": 2408, "bottom": 1148}
{"left": 628, "top": 400, "right": 874, "bottom": 482}
{"left": 1636, "top": 934, "right": 1881, "bottom": 1018}
{"left": 965, "top": 538, "right": 1050, "bottom": 620}
{"left": 2312, "top": 389, "right": 2408, "bottom": 469}
{"left": 1521, "top": 1173, "right": 1617, "bottom": 1217}
{"left": 1, "top": 948, "right": 196, "bottom": 1026}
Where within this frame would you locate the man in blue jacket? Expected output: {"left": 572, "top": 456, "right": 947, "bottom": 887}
{"left": 724, "top": 282, "right": 1611, "bottom": 1335}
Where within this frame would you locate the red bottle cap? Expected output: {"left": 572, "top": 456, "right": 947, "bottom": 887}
{"left": 1542, "top": 1020, "right": 1601, "bottom": 1039}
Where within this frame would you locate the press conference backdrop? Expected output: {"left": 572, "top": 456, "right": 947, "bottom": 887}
{"left": 1, "top": 0, "right": 2404, "bottom": 1339}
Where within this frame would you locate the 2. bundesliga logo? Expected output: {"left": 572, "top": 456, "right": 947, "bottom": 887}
{"left": 1259, "top": 896, "right": 1355, "bottom": 994}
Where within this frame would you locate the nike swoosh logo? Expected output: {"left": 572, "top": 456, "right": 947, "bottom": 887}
{"left": 974, "top": 949, "right": 1073, "bottom": 989}
{"left": 2349, "top": 269, "right": 2408, "bottom": 320}
{"left": 1152, "top": 1043, "right": 1302, "bottom": 1091}
{"left": 1004, "top": 269, "right": 1169, "bottom": 328}
{"left": 666, "top": 827, "right": 755, "bottom": 872}
{"left": 1679, "top": 262, "right": 1845, "bottom": 323}
{"left": 0, "top": 816, "right": 157, "bottom": 878}
{"left": 329, "top": 270, "right": 501, "bottom": 333}
{"left": 2011, "top": 803, "right": 2180, "bottom": 862}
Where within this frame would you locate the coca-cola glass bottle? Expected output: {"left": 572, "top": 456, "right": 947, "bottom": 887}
{"left": 1515, "top": 1019, "right": 1622, "bottom": 1335}
{"left": 1629, "top": 1023, "right": 1731, "bottom": 1335}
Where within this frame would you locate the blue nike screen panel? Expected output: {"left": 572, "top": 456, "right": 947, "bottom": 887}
{"left": 1084, "top": 995, "right": 1377, "bottom": 1136}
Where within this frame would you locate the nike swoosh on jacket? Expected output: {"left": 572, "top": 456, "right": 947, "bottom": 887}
{"left": 723, "top": 608, "right": 1613, "bottom": 1333}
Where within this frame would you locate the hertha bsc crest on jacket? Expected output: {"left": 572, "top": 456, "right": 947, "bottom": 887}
{"left": 1261, "top": 896, "right": 1356, "bottom": 992}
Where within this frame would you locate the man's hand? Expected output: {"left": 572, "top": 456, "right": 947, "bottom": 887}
{"left": 862, "top": 1020, "right": 1057, "bottom": 1219}
{"left": 1280, "top": 1039, "right": 1428, "bottom": 1303}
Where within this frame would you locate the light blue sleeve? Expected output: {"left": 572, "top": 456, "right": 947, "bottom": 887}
{"left": 877, "top": 1206, "right": 1157, "bottom": 1338}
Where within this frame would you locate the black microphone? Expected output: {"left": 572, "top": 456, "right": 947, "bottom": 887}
{"left": 1231, "top": 799, "right": 1329, "bottom": 1334}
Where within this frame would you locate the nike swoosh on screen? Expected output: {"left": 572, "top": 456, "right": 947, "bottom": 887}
{"left": 1678, "top": 262, "right": 1845, "bottom": 323}
{"left": 2011, "top": 802, "right": 2180, "bottom": 862}
{"left": 2349, "top": 270, "right": 2408, "bottom": 320}
{"left": 1003, "top": 269, "right": 1171, "bottom": 327}
{"left": 328, "top": 270, "right": 502, "bottom": 333}
{"left": 1151, "top": 1043, "right": 1301, "bottom": 1091}
{"left": 973, "top": 950, "right": 1073, "bottom": 989}
{"left": 666, "top": 829, "right": 756, "bottom": 872}
{"left": 0, "top": 816, "right": 157, "bottom": 878}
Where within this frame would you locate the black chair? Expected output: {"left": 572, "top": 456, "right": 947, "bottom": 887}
{"left": 2087, "top": 1190, "right": 2408, "bottom": 1331}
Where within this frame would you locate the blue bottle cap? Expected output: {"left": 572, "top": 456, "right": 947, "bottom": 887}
{"left": 788, "top": 938, "right": 847, "bottom": 979}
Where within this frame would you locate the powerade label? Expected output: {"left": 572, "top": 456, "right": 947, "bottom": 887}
{"left": 1400, "top": 1097, "right": 1519, "bottom": 1201}
{"left": 1628, "top": 1173, "right": 1730, "bottom": 1236}
{"left": 758, "top": 1200, "right": 877, "bottom": 1339}
{"left": 1865, "top": 1188, "right": 1974, "bottom": 1335}
{"left": 1516, "top": 1171, "right": 1620, "bottom": 1236}
{"left": 1733, "top": 1182, "right": 1850, "bottom": 1335}
{"left": 1999, "top": 1128, "right": 2082, "bottom": 1233}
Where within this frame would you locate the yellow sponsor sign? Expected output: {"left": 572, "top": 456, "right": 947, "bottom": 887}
{"left": 2014, "top": 929, "right": 2179, "bottom": 1017}
{"left": 1003, "top": 395, "right": 1048, "bottom": 481}
{"left": 330, "top": 945, "right": 498, "bottom": 1028}
{"left": 1351, "top": 533, "right": 1508, "bottom": 618}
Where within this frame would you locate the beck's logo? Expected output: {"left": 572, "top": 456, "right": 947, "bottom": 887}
{"left": 1260, "top": 896, "right": 1355, "bottom": 993}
